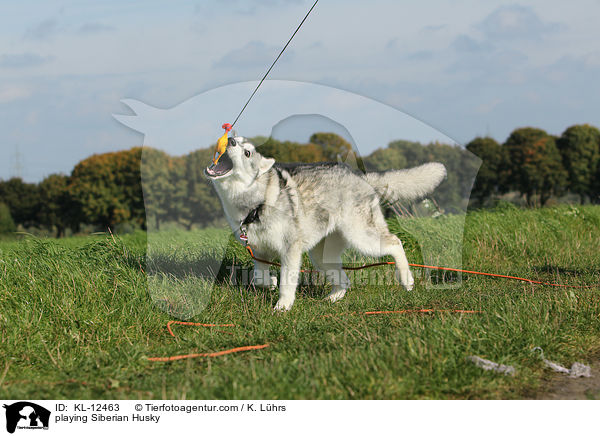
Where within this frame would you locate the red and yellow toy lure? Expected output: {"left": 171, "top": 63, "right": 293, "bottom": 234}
{"left": 212, "top": 123, "right": 233, "bottom": 165}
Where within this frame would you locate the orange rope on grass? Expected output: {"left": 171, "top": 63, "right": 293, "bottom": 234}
{"left": 362, "top": 309, "right": 480, "bottom": 315}
{"left": 148, "top": 322, "right": 269, "bottom": 362}
{"left": 147, "top": 344, "right": 270, "bottom": 362}
{"left": 166, "top": 321, "right": 235, "bottom": 337}
{"left": 245, "top": 244, "right": 595, "bottom": 289}
{"left": 408, "top": 263, "right": 597, "bottom": 288}
{"left": 149, "top": 309, "right": 480, "bottom": 361}
{"left": 319, "top": 308, "right": 481, "bottom": 318}
{"left": 146, "top": 242, "right": 595, "bottom": 362}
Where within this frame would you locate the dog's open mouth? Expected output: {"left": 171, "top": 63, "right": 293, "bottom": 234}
{"left": 205, "top": 152, "right": 233, "bottom": 178}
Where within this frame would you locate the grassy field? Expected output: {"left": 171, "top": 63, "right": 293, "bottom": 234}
{"left": 1, "top": 205, "right": 600, "bottom": 399}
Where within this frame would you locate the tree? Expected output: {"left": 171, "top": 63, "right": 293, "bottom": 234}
{"left": 0, "top": 202, "right": 16, "bottom": 234}
{"left": 69, "top": 148, "right": 144, "bottom": 230}
{"left": 388, "top": 140, "right": 428, "bottom": 166}
{"left": 179, "top": 149, "right": 223, "bottom": 229}
{"left": 466, "top": 137, "right": 504, "bottom": 205}
{"left": 363, "top": 147, "right": 407, "bottom": 172}
{"left": 258, "top": 138, "right": 325, "bottom": 163}
{"left": 257, "top": 133, "right": 353, "bottom": 164}
{"left": 0, "top": 178, "right": 40, "bottom": 228}
{"left": 504, "top": 127, "right": 567, "bottom": 206}
{"left": 308, "top": 132, "right": 353, "bottom": 161}
{"left": 556, "top": 124, "right": 600, "bottom": 203}
{"left": 38, "top": 174, "right": 77, "bottom": 237}
{"left": 141, "top": 148, "right": 177, "bottom": 230}
{"left": 595, "top": 164, "right": 600, "bottom": 204}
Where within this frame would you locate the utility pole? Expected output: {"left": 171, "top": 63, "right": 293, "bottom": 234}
{"left": 10, "top": 144, "right": 23, "bottom": 179}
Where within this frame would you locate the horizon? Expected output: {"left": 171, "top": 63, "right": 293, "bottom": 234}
{"left": 2, "top": 130, "right": 462, "bottom": 182}
{"left": 2, "top": 120, "right": 594, "bottom": 182}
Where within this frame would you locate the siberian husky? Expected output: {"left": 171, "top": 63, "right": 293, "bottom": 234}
{"left": 205, "top": 136, "right": 446, "bottom": 311}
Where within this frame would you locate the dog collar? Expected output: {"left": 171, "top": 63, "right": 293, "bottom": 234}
{"left": 239, "top": 203, "right": 264, "bottom": 244}
{"left": 242, "top": 203, "right": 264, "bottom": 226}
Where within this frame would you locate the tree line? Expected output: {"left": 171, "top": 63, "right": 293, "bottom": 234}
{"left": 466, "top": 124, "right": 600, "bottom": 207}
{"left": 1, "top": 125, "right": 599, "bottom": 236}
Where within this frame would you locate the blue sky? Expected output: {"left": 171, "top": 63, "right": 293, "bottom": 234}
{"left": 1, "top": 0, "right": 600, "bottom": 181}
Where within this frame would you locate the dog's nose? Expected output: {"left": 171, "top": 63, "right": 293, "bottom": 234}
{"left": 228, "top": 137, "right": 237, "bottom": 147}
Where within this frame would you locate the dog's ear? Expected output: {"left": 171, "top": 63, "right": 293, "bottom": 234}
{"left": 258, "top": 156, "right": 275, "bottom": 176}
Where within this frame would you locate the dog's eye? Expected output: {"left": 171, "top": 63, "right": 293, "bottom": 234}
{"left": 244, "top": 150, "right": 251, "bottom": 158}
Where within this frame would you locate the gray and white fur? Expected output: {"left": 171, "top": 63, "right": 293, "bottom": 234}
{"left": 205, "top": 136, "right": 446, "bottom": 311}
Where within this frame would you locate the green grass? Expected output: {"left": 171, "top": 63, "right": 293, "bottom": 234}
{"left": 1, "top": 205, "right": 600, "bottom": 399}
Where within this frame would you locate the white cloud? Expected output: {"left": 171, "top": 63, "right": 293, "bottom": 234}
{"left": 477, "top": 4, "right": 561, "bottom": 41}
{"left": 0, "top": 84, "right": 32, "bottom": 103}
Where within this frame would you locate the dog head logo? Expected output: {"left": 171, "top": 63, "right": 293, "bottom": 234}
{"left": 3, "top": 402, "right": 50, "bottom": 433}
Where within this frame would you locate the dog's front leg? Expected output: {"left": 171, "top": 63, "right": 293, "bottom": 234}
{"left": 253, "top": 259, "right": 277, "bottom": 289}
{"left": 274, "top": 244, "right": 302, "bottom": 311}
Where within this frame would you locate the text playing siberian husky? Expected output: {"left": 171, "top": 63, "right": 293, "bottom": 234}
{"left": 205, "top": 136, "right": 446, "bottom": 311}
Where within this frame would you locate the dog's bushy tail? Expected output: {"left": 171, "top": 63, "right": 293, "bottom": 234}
{"left": 364, "top": 162, "right": 446, "bottom": 203}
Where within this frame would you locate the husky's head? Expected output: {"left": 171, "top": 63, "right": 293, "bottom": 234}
{"left": 204, "top": 136, "right": 275, "bottom": 185}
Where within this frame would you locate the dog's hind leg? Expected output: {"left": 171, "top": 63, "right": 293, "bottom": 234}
{"left": 341, "top": 208, "right": 414, "bottom": 291}
{"left": 274, "top": 244, "right": 303, "bottom": 311}
{"left": 309, "top": 232, "right": 350, "bottom": 303}
{"left": 381, "top": 232, "right": 414, "bottom": 291}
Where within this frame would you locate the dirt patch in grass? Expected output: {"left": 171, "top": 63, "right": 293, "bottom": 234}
{"left": 535, "top": 359, "right": 600, "bottom": 400}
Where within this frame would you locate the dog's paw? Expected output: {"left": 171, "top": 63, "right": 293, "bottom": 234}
{"left": 273, "top": 298, "right": 294, "bottom": 312}
{"left": 397, "top": 268, "right": 414, "bottom": 291}
{"left": 268, "top": 275, "right": 278, "bottom": 289}
{"left": 325, "top": 288, "right": 347, "bottom": 303}
{"left": 253, "top": 274, "right": 278, "bottom": 290}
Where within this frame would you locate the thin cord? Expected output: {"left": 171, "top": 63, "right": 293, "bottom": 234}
{"left": 230, "top": 0, "right": 319, "bottom": 128}
{"left": 244, "top": 244, "right": 597, "bottom": 289}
